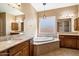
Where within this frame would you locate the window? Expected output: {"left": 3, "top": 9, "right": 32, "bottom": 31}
{"left": 39, "top": 16, "right": 57, "bottom": 37}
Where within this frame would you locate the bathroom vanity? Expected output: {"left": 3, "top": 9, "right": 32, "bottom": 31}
{"left": 0, "top": 40, "right": 30, "bottom": 56}
{"left": 0, "top": 35, "right": 33, "bottom": 56}
{"left": 59, "top": 34, "right": 79, "bottom": 49}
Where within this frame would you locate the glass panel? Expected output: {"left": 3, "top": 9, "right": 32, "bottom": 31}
{"left": 39, "top": 16, "right": 57, "bottom": 37}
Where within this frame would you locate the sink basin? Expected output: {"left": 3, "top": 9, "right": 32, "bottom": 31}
{"left": 0, "top": 38, "right": 13, "bottom": 42}
{"left": 0, "top": 36, "right": 15, "bottom": 42}
{"left": 0, "top": 34, "right": 25, "bottom": 42}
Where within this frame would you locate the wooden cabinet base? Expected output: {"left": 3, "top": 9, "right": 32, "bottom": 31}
{"left": 9, "top": 40, "right": 30, "bottom": 56}
{"left": 0, "top": 40, "right": 31, "bottom": 56}
{"left": 59, "top": 35, "right": 79, "bottom": 49}
{"left": 0, "top": 50, "right": 8, "bottom": 56}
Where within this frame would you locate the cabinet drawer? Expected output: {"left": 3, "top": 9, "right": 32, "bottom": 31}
{"left": 0, "top": 50, "right": 8, "bottom": 56}
{"left": 64, "top": 35, "right": 77, "bottom": 39}
{"left": 59, "top": 35, "right": 64, "bottom": 38}
{"left": 22, "top": 46, "right": 29, "bottom": 56}
{"left": 14, "top": 51, "right": 23, "bottom": 56}
{"left": 59, "top": 35, "right": 77, "bottom": 39}
{"left": 67, "top": 36, "right": 77, "bottom": 39}
{"left": 77, "top": 37, "right": 79, "bottom": 39}
{"left": 9, "top": 40, "right": 30, "bottom": 56}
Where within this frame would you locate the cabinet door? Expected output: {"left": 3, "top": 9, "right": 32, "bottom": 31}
{"left": 14, "top": 51, "right": 23, "bottom": 56}
{"left": 22, "top": 40, "right": 30, "bottom": 56}
{"left": 0, "top": 50, "right": 8, "bottom": 56}
{"left": 59, "top": 35, "right": 77, "bottom": 49}
{"left": 11, "top": 23, "right": 18, "bottom": 31}
{"left": 59, "top": 35, "right": 65, "bottom": 47}
{"left": 77, "top": 39, "right": 79, "bottom": 49}
{"left": 30, "top": 40, "right": 34, "bottom": 56}
{"left": 64, "top": 36, "right": 76, "bottom": 48}
{"left": 22, "top": 47, "right": 29, "bottom": 56}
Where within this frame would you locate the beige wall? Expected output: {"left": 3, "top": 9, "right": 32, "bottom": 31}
{"left": 38, "top": 5, "right": 78, "bottom": 32}
{"left": 21, "top": 3, "right": 37, "bottom": 36}
{"left": 6, "top": 13, "right": 15, "bottom": 35}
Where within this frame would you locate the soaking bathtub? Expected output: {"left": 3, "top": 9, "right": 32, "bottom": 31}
{"left": 33, "top": 37, "right": 59, "bottom": 45}
{"left": 33, "top": 37, "right": 59, "bottom": 55}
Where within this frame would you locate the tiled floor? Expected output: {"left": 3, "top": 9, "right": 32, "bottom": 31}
{"left": 42, "top": 48, "right": 79, "bottom": 56}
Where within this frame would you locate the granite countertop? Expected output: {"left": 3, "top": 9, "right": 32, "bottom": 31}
{"left": 59, "top": 32, "right": 79, "bottom": 36}
{"left": 0, "top": 34, "right": 33, "bottom": 52}
{"left": 1, "top": 32, "right": 79, "bottom": 52}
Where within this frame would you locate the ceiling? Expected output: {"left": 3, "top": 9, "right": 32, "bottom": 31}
{"left": 31, "top": 3, "right": 79, "bottom": 12}
{"left": 0, "top": 3, "right": 24, "bottom": 16}
{"left": 0, "top": 3, "right": 78, "bottom": 15}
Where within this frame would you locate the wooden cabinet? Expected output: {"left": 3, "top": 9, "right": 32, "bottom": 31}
{"left": 59, "top": 35, "right": 64, "bottom": 47}
{"left": 22, "top": 47, "right": 29, "bottom": 56}
{"left": 0, "top": 38, "right": 34, "bottom": 56}
{"left": 59, "top": 35, "right": 77, "bottom": 49}
{"left": 77, "top": 40, "right": 79, "bottom": 49}
{"left": 14, "top": 51, "right": 23, "bottom": 56}
{"left": 76, "top": 37, "right": 79, "bottom": 49}
{"left": 11, "top": 23, "right": 18, "bottom": 31}
{"left": 29, "top": 39, "right": 34, "bottom": 56}
{"left": 64, "top": 37, "right": 76, "bottom": 48}
{"left": 0, "top": 50, "right": 8, "bottom": 56}
{"left": 9, "top": 40, "right": 30, "bottom": 56}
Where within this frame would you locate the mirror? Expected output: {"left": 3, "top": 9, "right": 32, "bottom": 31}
{"left": 57, "top": 18, "right": 71, "bottom": 32}
{"left": 0, "top": 3, "right": 24, "bottom": 36}
{"left": 10, "top": 15, "right": 25, "bottom": 35}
